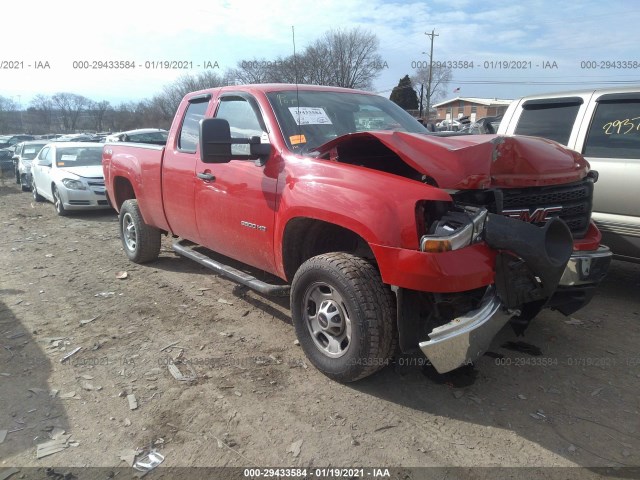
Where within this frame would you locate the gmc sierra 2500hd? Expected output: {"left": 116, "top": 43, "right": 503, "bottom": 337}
{"left": 103, "top": 84, "right": 611, "bottom": 382}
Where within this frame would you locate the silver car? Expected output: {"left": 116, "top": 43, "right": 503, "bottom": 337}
{"left": 13, "top": 141, "right": 48, "bottom": 190}
{"left": 30, "top": 142, "right": 111, "bottom": 216}
{"left": 498, "top": 86, "right": 640, "bottom": 262}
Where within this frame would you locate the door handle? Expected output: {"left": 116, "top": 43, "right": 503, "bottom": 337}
{"left": 197, "top": 172, "right": 216, "bottom": 182}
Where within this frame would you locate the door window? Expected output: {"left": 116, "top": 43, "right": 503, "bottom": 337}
{"left": 178, "top": 100, "right": 209, "bottom": 153}
{"left": 515, "top": 98, "right": 582, "bottom": 145}
{"left": 36, "top": 147, "right": 50, "bottom": 164}
{"left": 215, "top": 97, "right": 264, "bottom": 156}
{"left": 584, "top": 100, "right": 640, "bottom": 159}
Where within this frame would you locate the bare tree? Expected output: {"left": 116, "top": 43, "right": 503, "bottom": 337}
{"left": 51, "top": 93, "right": 91, "bottom": 132}
{"left": 0, "top": 96, "right": 20, "bottom": 133}
{"left": 28, "top": 94, "right": 55, "bottom": 132}
{"left": 412, "top": 65, "right": 452, "bottom": 118}
{"left": 318, "top": 28, "right": 385, "bottom": 89}
{"left": 87, "top": 100, "right": 111, "bottom": 132}
{"left": 233, "top": 28, "right": 386, "bottom": 89}
{"left": 233, "top": 58, "right": 278, "bottom": 84}
{"left": 158, "top": 70, "right": 232, "bottom": 116}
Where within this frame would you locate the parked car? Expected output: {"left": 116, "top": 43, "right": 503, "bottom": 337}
{"left": 0, "top": 147, "right": 16, "bottom": 173}
{"left": 435, "top": 119, "right": 462, "bottom": 131}
{"left": 105, "top": 128, "right": 168, "bottom": 145}
{"left": 55, "top": 134, "right": 101, "bottom": 143}
{"left": 0, "top": 134, "right": 36, "bottom": 149}
{"left": 468, "top": 116, "right": 503, "bottom": 134}
{"left": 103, "top": 84, "right": 610, "bottom": 382}
{"left": 31, "top": 142, "right": 111, "bottom": 215}
{"left": 498, "top": 87, "right": 640, "bottom": 262}
{"left": 13, "top": 141, "right": 48, "bottom": 190}
{"left": 38, "top": 134, "right": 64, "bottom": 140}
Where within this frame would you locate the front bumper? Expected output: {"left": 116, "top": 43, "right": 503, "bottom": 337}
{"left": 558, "top": 246, "right": 612, "bottom": 286}
{"left": 58, "top": 183, "right": 111, "bottom": 210}
{"left": 419, "top": 246, "right": 612, "bottom": 373}
{"left": 419, "top": 287, "right": 516, "bottom": 373}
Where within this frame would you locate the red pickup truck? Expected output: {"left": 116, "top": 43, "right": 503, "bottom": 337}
{"left": 103, "top": 84, "right": 611, "bottom": 382}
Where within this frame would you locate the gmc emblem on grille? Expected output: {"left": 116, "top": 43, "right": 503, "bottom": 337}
{"left": 502, "top": 206, "right": 563, "bottom": 223}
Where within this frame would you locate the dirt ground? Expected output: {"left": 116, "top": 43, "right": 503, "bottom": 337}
{"left": 1, "top": 179, "right": 639, "bottom": 478}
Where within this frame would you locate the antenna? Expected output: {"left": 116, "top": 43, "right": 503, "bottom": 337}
{"left": 292, "top": 26, "right": 301, "bottom": 138}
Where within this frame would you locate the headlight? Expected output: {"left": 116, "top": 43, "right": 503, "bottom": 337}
{"left": 420, "top": 206, "right": 488, "bottom": 253}
{"left": 61, "top": 178, "right": 87, "bottom": 190}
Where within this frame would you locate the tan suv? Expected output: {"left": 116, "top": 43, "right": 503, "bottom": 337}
{"left": 498, "top": 87, "right": 640, "bottom": 263}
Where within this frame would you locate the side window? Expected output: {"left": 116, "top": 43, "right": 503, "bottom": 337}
{"left": 215, "top": 97, "right": 265, "bottom": 156}
{"left": 45, "top": 148, "right": 55, "bottom": 164}
{"left": 37, "top": 147, "right": 50, "bottom": 163}
{"left": 583, "top": 100, "right": 640, "bottom": 159}
{"left": 514, "top": 100, "right": 581, "bottom": 145}
{"left": 178, "top": 100, "right": 209, "bottom": 152}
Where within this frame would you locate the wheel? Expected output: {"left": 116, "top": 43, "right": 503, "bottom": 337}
{"left": 52, "top": 186, "right": 68, "bottom": 216}
{"left": 119, "top": 199, "right": 161, "bottom": 263}
{"left": 15, "top": 168, "right": 20, "bottom": 184}
{"left": 290, "top": 252, "right": 397, "bottom": 382}
{"left": 20, "top": 174, "right": 29, "bottom": 192}
{"left": 32, "top": 181, "right": 44, "bottom": 202}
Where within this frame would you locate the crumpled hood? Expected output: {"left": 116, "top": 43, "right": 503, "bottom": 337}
{"left": 58, "top": 165, "right": 104, "bottom": 179}
{"left": 314, "top": 131, "right": 589, "bottom": 189}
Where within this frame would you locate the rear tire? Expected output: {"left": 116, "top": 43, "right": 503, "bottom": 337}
{"left": 119, "top": 199, "right": 161, "bottom": 263}
{"left": 291, "top": 252, "right": 397, "bottom": 383}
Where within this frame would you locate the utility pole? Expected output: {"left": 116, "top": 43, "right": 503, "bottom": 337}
{"left": 425, "top": 29, "right": 439, "bottom": 123}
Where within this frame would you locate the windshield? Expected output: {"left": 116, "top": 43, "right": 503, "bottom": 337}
{"left": 21, "top": 143, "right": 47, "bottom": 160}
{"left": 56, "top": 147, "right": 103, "bottom": 167}
{"left": 266, "top": 90, "right": 427, "bottom": 153}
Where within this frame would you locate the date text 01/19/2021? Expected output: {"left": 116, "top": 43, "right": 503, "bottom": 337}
{"left": 243, "top": 468, "right": 391, "bottom": 478}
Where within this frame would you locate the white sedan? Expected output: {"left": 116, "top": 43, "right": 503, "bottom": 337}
{"left": 31, "top": 142, "right": 111, "bottom": 216}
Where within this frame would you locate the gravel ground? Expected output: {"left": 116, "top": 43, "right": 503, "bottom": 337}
{"left": 1, "top": 180, "right": 639, "bottom": 479}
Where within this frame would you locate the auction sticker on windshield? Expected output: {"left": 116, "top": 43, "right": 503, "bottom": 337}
{"left": 288, "top": 107, "right": 332, "bottom": 125}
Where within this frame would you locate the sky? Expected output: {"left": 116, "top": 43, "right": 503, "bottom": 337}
{"left": 2, "top": 0, "right": 640, "bottom": 107}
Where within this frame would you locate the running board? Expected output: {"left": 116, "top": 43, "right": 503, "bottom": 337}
{"left": 173, "top": 240, "right": 290, "bottom": 297}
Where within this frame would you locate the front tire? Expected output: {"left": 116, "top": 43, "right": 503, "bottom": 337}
{"left": 119, "top": 199, "right": 161, "bottom": 263}
{"left": 291, "top": 252, "right": 396, "bottom": 383}
{"left": 32, "top": 181, "right": 44, "bottom": 202}
{"left": 20, "top": 174, "right": 29, "bottom": 192}
{"left": 52, "top": 186, "right": 68, "bottom": 216}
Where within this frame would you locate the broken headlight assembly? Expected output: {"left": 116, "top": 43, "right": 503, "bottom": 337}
{"left": 419, "top": 205, "right": 488, "bottom": 253}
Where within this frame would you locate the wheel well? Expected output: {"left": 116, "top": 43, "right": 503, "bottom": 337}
{"left": 112, "top": 176, "right": 136, "bottom": 210}
{"left": 282, "top": 218, "right": 375, "bottom": 282}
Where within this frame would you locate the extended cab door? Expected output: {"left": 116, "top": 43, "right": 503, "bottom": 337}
{"left": 194, "top": 93, "right": 279, "bottom": 274}
{"left": 162, "top": 94, "right": 212, "bottom": 244}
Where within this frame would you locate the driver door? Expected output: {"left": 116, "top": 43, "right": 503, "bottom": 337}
{"left": 194, "top": 93, "right": 279, "bottom": 274}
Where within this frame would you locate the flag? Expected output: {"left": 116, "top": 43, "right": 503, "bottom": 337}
{"left": 453, "top": 87, "right": 460, "bottom": 93}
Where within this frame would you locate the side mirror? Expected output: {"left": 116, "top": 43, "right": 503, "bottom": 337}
{"left": 200, "top": 118, "right": 271, "bottom": 164}
{"left": 200, "top": 118, "right": 233, "bottom": 163}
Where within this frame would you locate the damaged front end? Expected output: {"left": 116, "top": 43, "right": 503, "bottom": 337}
{"left": 410, "top": 206, "right": 610, "bottom": 373}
